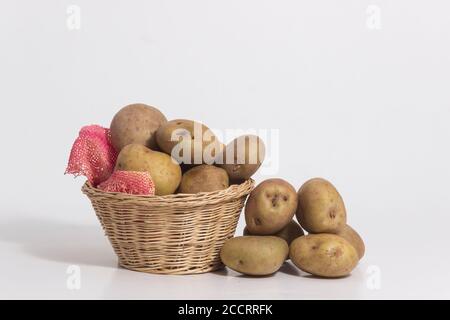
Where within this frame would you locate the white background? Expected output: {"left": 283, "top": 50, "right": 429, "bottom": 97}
{"left": 1, "top": 0, "right": 450, "bottom": 299}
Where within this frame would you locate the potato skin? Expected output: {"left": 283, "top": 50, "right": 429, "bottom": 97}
{"left": 218, "top": 135, "right": 265, "bottom": 182}
{"left": 245, "top": 179, "right": 298, "bottom": 235}
{"left": 244, "top": 220, "right": 304, "bottom": 245}
{"left": 290, "top": 234, "right": 359, "bottom": 278}
{"left": 220, "top": 236, "right": 288, "bottom": 276}
{"left": 274, "top": 220, "right": 305, "bottom": 244}
{"left": 296, "top": 178, "right": 347, "bottom": 233}
{"left": 179, "top": 165, "right": 229, "bottom": 194}
{"left": 156, "top": 119, "right": 221, "bottom": 165}
{"left": 336, "top": 225, "right": 365, "bottom": 259}
{"left": 115, "top": 144, "right": 181, "bottom": 195}
{"left": 110, "top": 103, "right": 167, "bottom": 152}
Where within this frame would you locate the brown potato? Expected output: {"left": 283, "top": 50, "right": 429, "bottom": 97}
{"left": 115, "top": 144, "right": 181, "bottom": 195}
{"left": 156, "top": 119, "right": 221, "bottom": 165}
{"left": 336, "top": 225, "right": 365, "bottom": 259}
{"left": 180, "top": 163, "right": 196, "bottom": 174}
{"left": 218, "top": 135, "right": 265, "bottom": 182}
{"left": 244, "top": 220, "right": 304, "bottom": 245}
{"left": 290, "top": 234, "right": 359, "bottom": 278}
{"left": 220, "top": 236, "right": 288, "bottom": 276}
{"left": 179, "top": 165, "right": 229, "bottom": 194}
{"left": 110, "top": 103, "right": 167, "bottom": 152}
{"left": 245, "top": 179, "right": 298, "bottom": 235}
{"left": 296, "top": 178, "right": 347, "bottom": 233}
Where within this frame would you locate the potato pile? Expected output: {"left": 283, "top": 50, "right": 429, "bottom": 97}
{"left": 220, "top": 178, "right": 365, "bottom": 278}
{"left": 69, "top": 102, "right": 365, "bottom": 279}
{"left": 109, "top": 103, "right": 266, "bottom": 195}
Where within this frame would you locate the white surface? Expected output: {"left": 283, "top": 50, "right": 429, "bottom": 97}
{"left": 1, "top": 0, "right": 450, "bottom": 299}
{"left": 1, "top": 213, "right": 449, "bottom": 300}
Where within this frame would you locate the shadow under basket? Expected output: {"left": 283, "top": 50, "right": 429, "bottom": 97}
{"left": 82, "top": 179, "right": 254, "bottom": 275}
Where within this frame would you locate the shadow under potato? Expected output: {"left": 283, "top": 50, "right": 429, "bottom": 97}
{"left": 302, "top": 274, "right": 351, "bottom": 280}
{"left": 214, "top": 261, "right": 302, "bottom": 278}
{"left": 278, "top": 261, "right": 302, "bottom": 276}
{"left": 0, "top": 216, "right": 116, "bottom": 268}
{"left": 211, "top": 267, "right": 229, "bottom": 276}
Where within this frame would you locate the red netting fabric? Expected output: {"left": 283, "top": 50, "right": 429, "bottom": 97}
{"left": 97, "top": 170, "right": 155, "bottom": 195}
{"left": 65, "top": 125, "right": 118, "bottom": 186}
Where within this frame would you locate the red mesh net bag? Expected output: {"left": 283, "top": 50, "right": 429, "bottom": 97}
{"left": 65, "top": 125, "right": 118, "bottom": 186}
{"left": 97, "top": 171, "right": 155, "bottom": 195}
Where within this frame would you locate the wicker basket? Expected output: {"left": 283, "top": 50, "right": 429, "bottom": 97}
{"left": 82, "top": 179, "right": 254, "bottom": 275}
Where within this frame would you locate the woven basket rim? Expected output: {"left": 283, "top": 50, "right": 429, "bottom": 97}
{"left": 82, "top": 178, "right": 254, "bottom": 207}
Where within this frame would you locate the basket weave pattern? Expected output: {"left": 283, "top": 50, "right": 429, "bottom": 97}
{"left": 82, "top": 179, "right": 254, "bottom": 275}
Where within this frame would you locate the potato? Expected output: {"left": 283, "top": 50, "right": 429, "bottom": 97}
{"left": 156, "top": 119, "right": 222, "bottom": 165}
{"left": 110, "top": 103, "right": 167, "bottom": 152}
{"left": 179, "top": 165, "right": 229, "bottom": 194}
{"left": 218, "top": 135, "right": 265, "bottom": 182}
{"left": 336, "top": 225, "right": 365, "bottom": 259}
{"left": 180, "top": 163, "right": 196, "bottom": 174}
{"left": 244, "top": 220, "right": 304, "bottom": 245}
{"left": 290, "top": 234, "right": 359, "bottom": 278}
{"left": 296, "top": 178, "right": 347, "bottom": 233}
{"left": 245, "top": 179, "right": 298, "bottom": 235}
{"left": 115, "top": 144, "right": 181, "bottom": 195}
{"left": 220, "top": 236, "right": 288, "bottom": 276}
{"left": 274, "top": 220, "right": 305, "bottom": 244}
